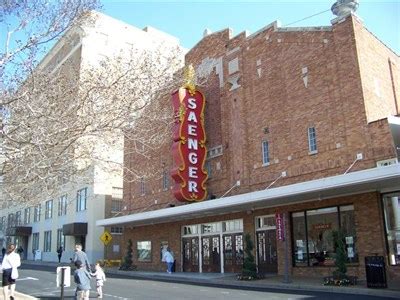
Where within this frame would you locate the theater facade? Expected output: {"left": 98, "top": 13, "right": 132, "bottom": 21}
{"left": 97, "top": 10, "right": 400, "bottom": 282}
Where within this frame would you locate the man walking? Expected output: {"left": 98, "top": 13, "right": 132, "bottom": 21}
{"left": 72, "top": 244, "right": 91, "bottom": 272}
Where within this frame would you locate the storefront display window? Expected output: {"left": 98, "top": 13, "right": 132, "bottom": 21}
{"left": 137, "top": 241, "right": 152, "bottom": 262}
{"left": 382, "top": 192, "right": 400, "bottom": 266}
{"left": 291, "top": 205, "right": 357, "bottom": 267}
{"left": 292, "top": 212, "right": 307, "bottom": 266}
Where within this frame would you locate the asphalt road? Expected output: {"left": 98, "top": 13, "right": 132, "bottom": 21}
{"left": 10, "top": 266, "right": 395, "bottom": 300}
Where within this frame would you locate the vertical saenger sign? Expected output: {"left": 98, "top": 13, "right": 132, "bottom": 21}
{"left": 171, "top": 86, "right": 208, "bottom": 202}
{"left": 275, "top": 213, "right": 285, "bottom": 241}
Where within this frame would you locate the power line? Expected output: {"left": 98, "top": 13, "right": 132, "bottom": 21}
{"left": 284, "top": 9, "right": 331, "bottom": 27}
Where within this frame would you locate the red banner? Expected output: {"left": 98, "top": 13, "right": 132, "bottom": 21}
{"left": 275, "top": 213, "right": 285, "bottom": 241}
{"left": 171, "top": 88, "right": 208, "bottom": 202}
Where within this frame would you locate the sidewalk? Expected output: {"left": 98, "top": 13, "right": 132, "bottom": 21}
{"left": 20, "top": 260, "right": 400, "bottom": 299}
{"left": 0, "top": 288, "right": 38, "bottom": 300}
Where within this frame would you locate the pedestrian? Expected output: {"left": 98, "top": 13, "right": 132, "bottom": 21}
{"left": 162, "top": 247, "right": 174, "bottom": 274}
{"left": 72, "top": 243, "right": 91, "bottom": 272}
{"left": 91, "top": 261, "right": 106, "bottom": 298}
{"left": 57, "top": 246, "right": 63, "bottom": 263}
{"left": 73, "top": 260, "right": 91, "bottom": 300}
{"left": 0, "top": 244, "right": 21, "bottom": 300}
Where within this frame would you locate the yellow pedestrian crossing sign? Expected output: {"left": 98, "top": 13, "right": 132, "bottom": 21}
{"left": 100, "top": 231, "right": 112, "bottom": 245}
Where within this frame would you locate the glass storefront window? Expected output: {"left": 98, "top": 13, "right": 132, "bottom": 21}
{"left": 340, "top": 205, "right": 358, "bottom": 263}
{"left": 137, "top": 241, "right": 152, "bottom": 262}
{"left": 291, "top": 205, "right": 358, "bottom": 267}
{"left": 292, "top": 212, "right": 307, "bottom": 266}
{"left": 307, "top": 207, "right": 338, "bottom": 266}
{"left": 382, "top": 193, "right": 400, "bottom": 266}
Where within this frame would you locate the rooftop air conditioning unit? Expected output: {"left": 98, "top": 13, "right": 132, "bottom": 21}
{"left": 376, "top": 158, "right": 398, "bottom": 167}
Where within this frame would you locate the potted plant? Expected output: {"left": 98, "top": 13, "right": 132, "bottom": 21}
{"left": 237, "top": 233, "right": 263, "bottom": 280}
{"left": 119, "top": 239, "right": 137, "bottom": 271}
{"left": 323, "top": 230, "right": 357, "bottom": 286}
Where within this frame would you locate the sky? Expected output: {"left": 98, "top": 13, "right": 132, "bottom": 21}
{"left": 100, "top": 0, "right": 400, "bottom": 54}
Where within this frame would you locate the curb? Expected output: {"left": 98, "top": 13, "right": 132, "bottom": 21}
{"left": 106, "top": 269, "right": 400, "bottom": 299}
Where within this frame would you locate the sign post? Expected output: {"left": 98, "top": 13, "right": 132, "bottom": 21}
{"left": 56, "top": 266, "right": 71, "bottom": 299}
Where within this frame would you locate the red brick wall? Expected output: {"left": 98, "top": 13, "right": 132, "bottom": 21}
{"left": 122, "top": 15, "right": 399, "bottom": 280}
{"left": 353, "top": 17, "right": 400, "bottom": 122}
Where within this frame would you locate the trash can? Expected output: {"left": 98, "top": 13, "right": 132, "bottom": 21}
{"left": 365, "top": 256, "right": 387, "bottom": 288}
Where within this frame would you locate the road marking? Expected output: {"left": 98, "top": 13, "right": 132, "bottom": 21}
{"left": 17, "top": 277, "right": 39, "bottom": 281}
{"left": 103, "top": 294, "right": 129, "bottom": 299}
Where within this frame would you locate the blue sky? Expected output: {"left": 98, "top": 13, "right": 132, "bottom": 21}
{"left": 101, "top": 0, "right": 400, "bottom": 54}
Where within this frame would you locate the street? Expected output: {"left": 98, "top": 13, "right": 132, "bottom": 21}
{"left": 8, "top": 266, "right": 395, "bottom": 300}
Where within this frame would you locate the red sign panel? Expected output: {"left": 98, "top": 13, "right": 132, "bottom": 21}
{"left": 275, "top": 213, "right": 285, "bottom": 241}
{"left": 171, "top": 88, "right": 208, "bottom": 202}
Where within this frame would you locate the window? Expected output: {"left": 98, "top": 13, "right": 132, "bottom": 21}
{"left": 291, "top": 205, "right": 357, "bottom": 267}
{"left": 382, "top": 192, "right": 400, "bottom": 265}
{"left": 140, "top": 177, "right": 145, "bottom": 195}
{"left": 15, "top": 211, "right": 22, "bottom": 226}
{"left": 0, "top": 216, "right": 6, "bottom": 231}
{"left": 44, "top": 230, "right": 52, "bottom": 252}
{"left": 162, "top": 169, "right": 169, "bottom": 190}
{"left": 34, "top": 204, "right": 41, "bottom": 222}
{"left": 137, "top": 241, "right": 152, "bottom": 262}
{"left": 205, "top": 161, "right": 212, "bottom": 178}
{"left": 57, "top": 229, "right": 65, "bottom": 249}
{"left": 308, "top": 127, "right": 317, "bottom": 153}
{"left": 111, "top": 200, "right": 123, "bottom": 212}
{"left": 182, "top": 225, "right": 199, "bottom": 236}
{"left": 58, "top": 195, "right": 67, "bottom": 216}
{"left": 202, "top": 222, "right": 221, "bottom": 234}
{"left": 110, "top": 227, "right": 123, "bottom": 234}
{"left": 32, "top": 232, "right": 39, "bottom": 252}
{"left": 7, "top": 213, "right": 14, "bottom": 228}
{"left": 45, "top": 199, "right": 53, "bottom": 219}
{"left": 223, "top": 219, "right": 243, "bottom": 232}
{"left": 24, "top": 207, "right": 31, "bottom": 224}
{"left": 256, "top": 215, "right": 276, "bottom": 229}
{"left": 76, "top": 187, "right": 88, "bottom": 212}
{"left": 262, "top": 141, "right": 270, "bottom": 165}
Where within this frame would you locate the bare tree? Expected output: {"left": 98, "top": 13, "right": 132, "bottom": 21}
{"left": 0, "top": 3, "right": 185, "bottom": 207}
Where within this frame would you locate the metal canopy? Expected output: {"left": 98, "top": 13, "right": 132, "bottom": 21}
{"left": 63, "top": 222, "right": 88, "bottom": 236}
{"left": 96, "top": 164, "right": 400, "bottom": 228}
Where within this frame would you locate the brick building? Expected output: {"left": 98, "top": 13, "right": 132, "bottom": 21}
{"left": 98, "top": 5, "right": 400, "bottom": 282}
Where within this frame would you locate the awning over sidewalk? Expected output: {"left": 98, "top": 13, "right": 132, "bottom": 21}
{"left": 6, "top": 226, "right": 32, "bottom": 236}
{"left": 96, "top": 164, "right": 400, "bottom": 227}
{"left": 63, "top": 222, "right": 88, "bottom": 236}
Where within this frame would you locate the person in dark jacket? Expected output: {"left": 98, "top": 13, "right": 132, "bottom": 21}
{"left": 57, "top": 246, "right": 63, "bottom": 263}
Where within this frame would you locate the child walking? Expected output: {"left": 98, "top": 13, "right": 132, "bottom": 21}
{"left": 91, "top": 262, "right": 106, "bottom": 298}
{"left": 73, "top": 260, "right": 91, "bottom": 300}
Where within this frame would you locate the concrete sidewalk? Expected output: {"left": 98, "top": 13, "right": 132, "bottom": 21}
{"left": 19, "top": 260, "right": 400, "bottom": 299}
{"left": 0, "top": 287, "right": 38, "bottom": 299}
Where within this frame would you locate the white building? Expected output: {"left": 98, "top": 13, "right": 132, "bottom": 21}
{"left": 0, "top": 11, "right": 184, "bottom": 263}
